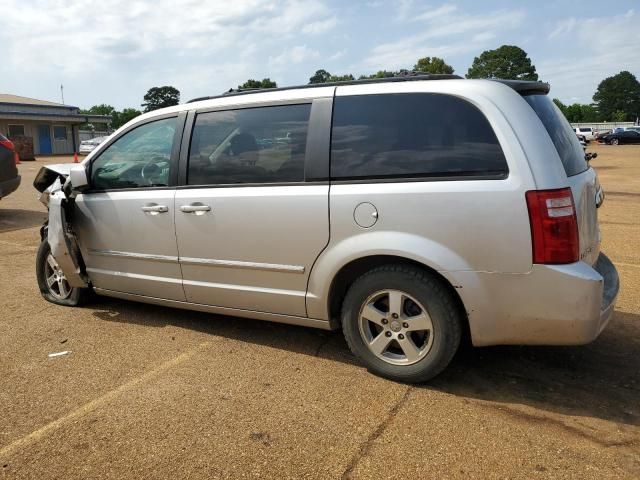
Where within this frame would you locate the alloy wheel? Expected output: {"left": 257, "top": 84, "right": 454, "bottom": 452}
{"left": 358, "top": 289, "right": 434, "bottom": 365}
{"left": 44, "top": 254, "right": 72, "bottom": 300}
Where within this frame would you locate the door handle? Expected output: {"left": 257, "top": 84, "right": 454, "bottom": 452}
{"left": 180, "top": 204, "right": 211, "bottom": 215}
{"left": 141, "top": 204, "right": 169, "bottom": 215}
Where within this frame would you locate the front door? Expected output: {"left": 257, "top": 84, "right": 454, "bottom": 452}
{"left": 74, "top": 116, "right": 186, "bottom": 301}
{"left": 38, "top": 124, "right": 52, "bottom": 154}
{"left": 175, "top": 104, "right": 329, "bottom": 316}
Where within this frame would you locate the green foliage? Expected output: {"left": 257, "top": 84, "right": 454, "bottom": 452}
{"left": 553, "top": 99, "right": 601, "bottom": 122}
{"left": 413, "top": 57, "right": 454, "bottom": 75}
{"left": 593, "top": 71, "right": 640, "bottom": 122}
{"left": 80, "top": 104, "right": 141, "bottom": 131}
{"left": 112, "top": 108, "right": 142, "bottom": 129}
{"left": 239, "top": 78, "right": 277, "bottom": 89}
{"left": 309, "top": 70, "right": 355, "bottom": 84}
{"left": 309, "top": 69, "right": 331, "bottom": 84}
{"left": 612, "top": 110, "right": 628, "bottom": 122}
{"left": 81, "top": 104, "right": 116, "bottom": 116}
{"left": 358, "top": 70, "right": 397, "bottom": 80}
{"left": 466, "top": 45, "right": 538, "bottom": 81}
{"left": 141, "top": 86, "right": 180, "bottom": 112}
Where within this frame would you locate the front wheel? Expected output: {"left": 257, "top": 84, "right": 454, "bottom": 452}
{"left": 341, "top": 265, "right": 462, "bottom": 383}
{"left": 611, "top": 138, "right": 619, "bottom": 145}
{"left": 36, "top": 240, "right": 90, "bottom": 306}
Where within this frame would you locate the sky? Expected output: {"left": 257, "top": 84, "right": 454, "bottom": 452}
{"left": 2, "top": 0, "right": 639, "bottom": 110}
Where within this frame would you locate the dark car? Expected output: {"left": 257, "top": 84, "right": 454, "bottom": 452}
{"left": 0, "top": 133, "right": 21, "bottom": 199}
{"left": 603, "top": 130, "right": 640, "bottom": 145}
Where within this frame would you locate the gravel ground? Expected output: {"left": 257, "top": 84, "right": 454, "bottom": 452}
{"left": 0, "top": 145, "right": 638, "bottom": 479}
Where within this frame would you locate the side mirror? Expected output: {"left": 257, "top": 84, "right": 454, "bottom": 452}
{"left": 69, "top": 164, "right": 89, "bottom": 191}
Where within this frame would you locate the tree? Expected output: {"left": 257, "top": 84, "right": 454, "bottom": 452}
{"left": 308, "top": 70, "right": 354, "bottom": 84}
{"left": 238, "top": 78, "right": 277, "bottom": 89}
{"left": 309, "top": 69, "right": 331, "bottom": 84}
{"left": 466, "top": 45, "right": 538, "bottom": 81}
{"left": 553, "top": 98, "right": 567, "bottom": 116}
{"left": 593, "top": 71, "right": 640, "bottom": 122}
{"left": 358, "top": 70, "right": 397, "bottom": 80}
{"left": 83, "top": 104, "right": 116, "bottom": 116}
{"left": 141, "top": 86, "right": 180, "bottom": 112}
{"left": 413, "top": 57, "right": 454, "bottom": 74}
{"left": 112, "top": 108, "right": 142, "bottom": 129}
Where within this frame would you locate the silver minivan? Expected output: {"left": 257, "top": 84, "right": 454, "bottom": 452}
{"left": 34, "top": 75, "right": 619, "bottom": 382}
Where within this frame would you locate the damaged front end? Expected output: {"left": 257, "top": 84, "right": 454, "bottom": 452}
{"left": 34, "top": 164, "right": 89, "bottom": 288}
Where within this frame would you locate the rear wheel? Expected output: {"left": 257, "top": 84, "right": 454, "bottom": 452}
{"left": 341, "top": 265, "right": 462, "bottom": 383}
{"left": 36, "top": 240, "right": 90, "bottom": 306}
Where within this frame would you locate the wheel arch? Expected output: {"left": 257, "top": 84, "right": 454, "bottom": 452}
{"left": 330, "top": 254, "right": 467, "bottom": 325}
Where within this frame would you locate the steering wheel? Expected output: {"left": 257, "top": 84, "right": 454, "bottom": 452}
{"left": 140, "top": 157, "right": 167, "bottom": 185}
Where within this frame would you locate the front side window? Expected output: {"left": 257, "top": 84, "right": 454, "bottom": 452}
{"left": 331, "top": 93, "right": 508, "bottom": 180}
{"left": 187, "top": 104, "right": 311, "bottom": 185}
{"left": 91, "top": 117, "right": 177, "bottom": 190}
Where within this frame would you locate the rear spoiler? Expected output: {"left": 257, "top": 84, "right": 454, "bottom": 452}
{"left": 491, "top": 79, "right": 550, "bottom": 95}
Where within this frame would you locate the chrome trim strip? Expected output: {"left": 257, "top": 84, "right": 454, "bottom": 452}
{"left": 93, "top": 288, "right": 333, "bottom": 331}
{"left": 89, "top": 249, "right": 179, "bottom": 263}
{"left": 179, "top": 257, "right": 305, "bottom": 274}
{"left": 89, "top": 249, "right": 305, "bottom": 274}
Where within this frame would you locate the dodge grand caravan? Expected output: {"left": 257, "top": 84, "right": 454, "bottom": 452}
{"left": 33, "top": 75, "right": 619, "bottom": 383}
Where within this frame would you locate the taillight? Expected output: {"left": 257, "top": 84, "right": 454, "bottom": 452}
{"left": 525, "top": 188, "right": 579, "bottom": 264}
{"left": 0, "top": 139, "right": 14, "bottom": 151}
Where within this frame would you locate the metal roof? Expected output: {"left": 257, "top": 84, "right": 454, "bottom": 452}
{"left": 0, "top": 93, "right": 77, "bottom": 109}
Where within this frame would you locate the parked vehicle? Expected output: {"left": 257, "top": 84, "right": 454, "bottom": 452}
{"left": 574, "top": 127, "right": 594, "bottom": 141}
{"left": 0, "top": 133, "right": 20, "bottom": 199}
{"left": 33, "top": 76, "right": 619, "bottom": 383}
{"left": 601, "top": 130, "right": 640, "bottom": 145}
{"left": 78, "top": 136, "right": 109, "bottom": 155}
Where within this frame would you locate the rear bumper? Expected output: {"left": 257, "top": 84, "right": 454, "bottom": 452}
{"left": 0, "top": 175, "right": 20, "bottom": 198}
{"left": 448, "top": 252, "right": 620, "bottom": 346}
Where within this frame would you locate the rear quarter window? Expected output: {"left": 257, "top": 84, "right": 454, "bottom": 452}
{"left": 524, "top": 94, "right": 588, "bottom": 177}
{"left": 330, "top": 93, "right": 508, "bottom": 180}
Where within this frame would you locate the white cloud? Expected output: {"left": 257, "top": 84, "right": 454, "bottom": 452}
{"left": 362, "top": 8, "right": 525, "bottom": 71}
{"left": 269, "top": 45, "right": 320, "bottom": 70}
{"left": 540, "top": 9, "right": 640, "bottom": 103}
{"left": 414, "top": 4, "right": 458, "bottom": 21}
{"left": 328, "top": 49, "right": 347, "bottom": 61}
{"left": 302, "top": 16, "right": 338, "bottom": 34}
{"left": 548, "top": 17, "right": 577, "bottom": 39}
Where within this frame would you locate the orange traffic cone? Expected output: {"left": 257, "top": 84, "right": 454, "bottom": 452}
{"left": 14, "top": 152, "right": 20, "bottom": 165}
{"left": 73, "top": 152, "right": 79, "bottom": 163}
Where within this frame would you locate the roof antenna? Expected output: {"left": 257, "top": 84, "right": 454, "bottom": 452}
{"left": 60, "top": 84, "right": 65, "bottom": 105}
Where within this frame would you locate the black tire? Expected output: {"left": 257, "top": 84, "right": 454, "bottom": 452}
{"left": 611, "top": 138, "right": 619, "bottom": 146}
{"left": 36, "top": 240, "right": 90, "bottom": 306}
{"left": 341, "top": 264, "right": 462, "bottom": 383}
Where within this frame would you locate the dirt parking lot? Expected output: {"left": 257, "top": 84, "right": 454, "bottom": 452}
{"left": 0, "top": 145, "right": 639, "bottom": 479}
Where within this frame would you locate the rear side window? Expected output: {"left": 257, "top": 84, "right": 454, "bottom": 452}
{"left": 330, "top": 93, "right": 508, "bottom": 180}
{"left": 188, "top": 104, "right": 311, "bottom": 185}
{"left": 524, "top": 94, "right": 588, "bottom": 177}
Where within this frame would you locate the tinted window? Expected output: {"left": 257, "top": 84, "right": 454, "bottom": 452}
{"left": 91, "top": 117, "right": 176, "bottom": 190}
{"left": 188, "top": 104, "right": 311, "bottom": 185}
{"left": 523, "top": 94, "right": 588, "bottom": 177}
{"left": 330, "top": 94, "right": 507, "bottom": 180}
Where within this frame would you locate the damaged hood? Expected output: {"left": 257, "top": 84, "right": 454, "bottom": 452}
{"left": 33, "top": 163, "right": 75, "bottom": 193}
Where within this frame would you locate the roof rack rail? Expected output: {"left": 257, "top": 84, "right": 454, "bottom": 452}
{"left": 186, "top": 73, "right": 462, "bottom": 104}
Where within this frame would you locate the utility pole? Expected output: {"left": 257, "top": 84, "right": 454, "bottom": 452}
{"left": 60, "top": 84, "right": 65, "bottom": 104}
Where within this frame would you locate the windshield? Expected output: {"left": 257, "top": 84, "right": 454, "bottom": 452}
{"left": 524, "top": 94, "right": 588, "bottom": 177}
